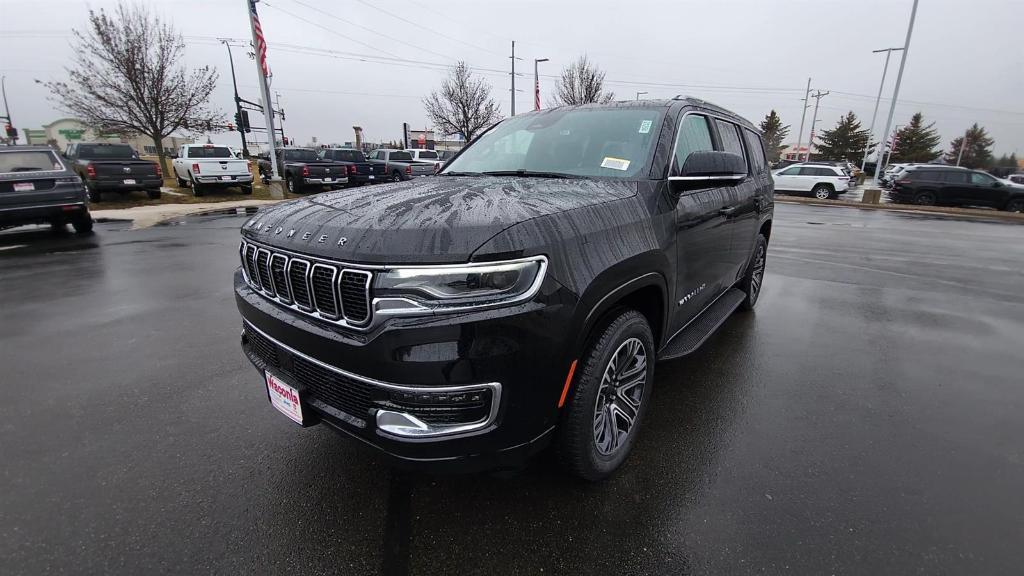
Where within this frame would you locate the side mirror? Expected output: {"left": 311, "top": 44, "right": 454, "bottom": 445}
{"left": 670, "top": 151, "right": 746, "bottom": 191}
{"left": 993, "top": 181, "right": 1003, "bottom": 188}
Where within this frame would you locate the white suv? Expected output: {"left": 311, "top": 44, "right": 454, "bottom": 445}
{"left": 772, "top": 163, "right": 851, "bottom": 199}
{"left": 404, "top": 149, "right": 445, "bottom": 169}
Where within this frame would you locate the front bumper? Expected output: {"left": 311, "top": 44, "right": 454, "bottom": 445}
{"left": 235, "top": 268, "right": 578, "bottom": 471}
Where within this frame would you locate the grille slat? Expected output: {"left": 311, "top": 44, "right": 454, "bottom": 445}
{"left": 311, "top": 264, "right": 340, "bottom": 318}
{"left": 240, "top": 241, "right": 373, "bottom": 328}
{"left": 340, "top": 270, "right": 371, "bottom": 324}
{"left": 270, "top": 254, "right": 291, "bottom": 303}
{"left": 256, "top": 249, "right": 274, "bottom": 295}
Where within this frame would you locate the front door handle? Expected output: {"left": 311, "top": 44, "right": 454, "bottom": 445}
{"left": 719, "top": 206, "right": 737, "bottom": 216}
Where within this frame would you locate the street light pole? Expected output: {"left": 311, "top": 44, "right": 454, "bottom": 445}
{"left": 275, "top": 91, "right": 286, "bottom": 145}
{"left": 873, "top": 0, "right": 920, "bottom": 182}
{"left": 635, "top": 91, "right": 648, "bottom": 101}
{"left": 1, "top": 75, "right": 17, "bottom": 144}
{"left": 247, "top": 0, "right": 279, "bottom": 180}
{"left": 509, "top": 41, "right": 523, "bottom": 116}
{"left": 794, "top": 77, "right": 811, "bottom": 161}
{"left": 534, "top": 58, "right": 548, "bottom": 111}
{"left": 955, "top": 128, "right": 969, "bottom": 166}
{"left": 884, "top": 125, "right": 903, "bottom": 168}
{"left": 219, "top": 39, "right": 248, "bottom": 157}
{"left": 862, "top": 47, "right": 904, "bottom": 173}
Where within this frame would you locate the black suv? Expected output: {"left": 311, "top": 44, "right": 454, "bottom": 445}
{"left": 235, "top": 99, "right": 774, "bottom": 480}
{"left": 0, "top": 145, "right": 93, "bottom": 233}
{"left": 891, "top": 165, "right": 1024, "bottom": 211}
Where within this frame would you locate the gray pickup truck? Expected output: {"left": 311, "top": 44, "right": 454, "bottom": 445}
{"left": 64, "top": 142, "right": 162, "bottom": 202}
{"left": 0, "top": 145, "right": 93, "bottom": 233}
{"left": 367, "top": 149, "right": 436, "bottom": 182}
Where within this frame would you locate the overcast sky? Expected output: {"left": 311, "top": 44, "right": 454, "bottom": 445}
{"left": 2, "top": 0, "right": 1022, "bottom": 155}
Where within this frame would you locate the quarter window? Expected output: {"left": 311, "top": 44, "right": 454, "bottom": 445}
{"left": 672, "top": 115, "right": 714, "bottom": 175}
{"left": 743, "top": 129, "right": 767, "bottom": 174}
{"left": 714, "top": 119, "right": 747, "bottom": 172}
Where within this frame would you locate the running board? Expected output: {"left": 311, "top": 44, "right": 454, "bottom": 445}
{"left": 658, "top": 288, "right": 746, "bottom": 361}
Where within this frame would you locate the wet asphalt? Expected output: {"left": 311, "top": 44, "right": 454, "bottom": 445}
{"left": 1, "top": 203, "right": 1023, "bottom": 575}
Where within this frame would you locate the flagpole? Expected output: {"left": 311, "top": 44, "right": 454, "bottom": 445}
{"left": 248, "top": 0, "right": 279, "bottom": 181}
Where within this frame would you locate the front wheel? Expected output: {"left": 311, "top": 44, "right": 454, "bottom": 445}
{"left": 812, "top": 184, "right": 833, "bottom": 200}
{"left": 1004, "top": 198, "right": 1024, "bottom": 213}
{"left": 556, "top": 309, "right": 655, "bottom": 481}
{"left": 739, "top": 234, "right": 767, "bottom": 310}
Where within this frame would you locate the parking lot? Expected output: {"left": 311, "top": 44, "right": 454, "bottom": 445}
{"left": 2, "top": 202, "right": 1023, "bottom": 575}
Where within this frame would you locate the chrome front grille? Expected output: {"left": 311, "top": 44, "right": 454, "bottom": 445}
{"left": 239, "top": 240, "right": 373, "bottom": 328}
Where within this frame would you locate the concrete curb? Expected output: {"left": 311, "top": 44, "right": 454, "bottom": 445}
{"left": 776, "top": 195, "right": 1024, "bottom": 223}
{"left": 89, "top": 199, "right": 283, "bottom": 230}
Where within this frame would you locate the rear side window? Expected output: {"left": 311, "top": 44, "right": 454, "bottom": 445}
{"left": 742, "top": 129, "right": 767, "bottom": 174}
{"left": 915, "top": 170, "right": 942, "bottom": 181}
{"left": 672, "top": 115, "right": 714, "bottom": 174}
{"left": 389, "top": 151, "right": 413, "bottom": 161}
{"left": 714, "top": 119, "right": 747, "bottom": 173}
{"left": 0, "top": 150, "right": 63, "bottom": 173}
{"left": 417, "top": 150, "right": 438, "bottom": 160}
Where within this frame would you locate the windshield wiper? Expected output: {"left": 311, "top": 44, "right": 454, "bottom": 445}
{"left": 481, "top": 170, "right": 577, "bottom": 179}
{"left": 441, "top": 171, "right": 485, "bottom": 177}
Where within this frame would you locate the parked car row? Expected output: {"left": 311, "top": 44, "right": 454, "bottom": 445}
{"left": 888, "top": 165, "right": 1024, "bottom": 211}
{"left": 256, "top": 147, "right": 444, "bottom": 192}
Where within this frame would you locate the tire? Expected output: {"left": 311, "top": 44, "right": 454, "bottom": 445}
{"left": 913, "top": 191, "right": 936, "bottom": 206}
{"left": 240, "top": 184, "right": 253, "bottom": 195}
{"left": 86, "top": 183, "right": 101, "bottom": 203}
{"left": 1004, "top": 198, "right": 1024, "bottom": 213}
{"left": 287, "top": 174, "right": 300, "bottom": 194}
{"left": 391, "top": 171, "right": 403, "bottom": 183}
{"left": 190, "top": 175, "right": 204, "bottom": 197}
{"left": 176, "top": 169, "right": 188, "bottom": 188}
{"left": 556, "top": 309, "right": 655, "bottom": 481}
{"left": 72, "top": 214, "right": 94, "bottom": 234}
{"left": 146, "top": 189, "right": 161, "bottom": 200}
{"left": 50, "top": 220, "right": 67, "bottom": 234}
{"left": 738, "top": 234, "right": 767, "bottom": 310}
{"left": 812, "top": 184, "right": 833, "bottom": 200}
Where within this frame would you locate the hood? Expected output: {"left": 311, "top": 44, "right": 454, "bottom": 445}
{"left": 241, "top": 176, "right": 637, "bottom": 264}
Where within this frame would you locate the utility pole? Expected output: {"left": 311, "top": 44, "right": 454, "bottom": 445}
{"left": 275, "top": 90, "right": 286, "bottom": 145}
{"left": 219, "top": 39, "right": 248, "bottom": 158}
{"left": 873, "top": 0, "right": 920, "bottom": 182}
{"left": 534, "top": 57, "right": 548, "bottom": 111}
{"left": 955, "top": 128, "right": 970, "bottom": 166}
{"left": 1, "top": 75, "right": 17, "bottom": 144}
{"left": 862, "top": 47, "right": 904, "bottom": 173}
{"left": 636, "top": 91, "right": 648, "bottom": 101}
{"left": 509, "top": 41, "right": 522, "bottom": 116}
{"left": 805, "top": 90, "right": 829, "bottom": 162}
{"left": 247, "top": 0, "right": 279, "bottom": 180}
{"left": 794, "top": 77, "right": 811, "bottom": 161}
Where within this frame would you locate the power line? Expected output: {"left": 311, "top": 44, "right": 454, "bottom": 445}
{"left": 259, "top": 2, "right": 401, "bottom": 59}
{"left": 351, "top": 0, "right": 504, "bottom": 57}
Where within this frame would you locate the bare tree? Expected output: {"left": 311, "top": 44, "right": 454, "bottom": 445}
{"left": 41, "top": 2, "right": 222, "bottom": 174}
{"left": 553, "top": 55, "right": 615, "bottom": 106}
{"left": 423, "top": 61, "right": 501, "bottom": 142}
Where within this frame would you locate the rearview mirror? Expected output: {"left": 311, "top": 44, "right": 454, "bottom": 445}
{"left": 669, "top": 151, "right": 746, "bottom": 191}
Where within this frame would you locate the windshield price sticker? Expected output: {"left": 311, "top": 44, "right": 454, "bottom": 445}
{"left": 601, "top": 157, "right": 631, "bottom": 171}
{"left": 639, "top": 120, "right": 653, "bottom": 134}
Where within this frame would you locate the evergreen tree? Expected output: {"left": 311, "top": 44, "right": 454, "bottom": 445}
{"left": 758, "top": 110, "right": 789, "bottom": 162}
{"left": 944, "top": 124, "right": 995, "bottom": 168}
{"left": 889, "top": 112, "right": 942, "bottom": 163}
{"left": 814, "top": 111, "right": 872, "bottom": 162}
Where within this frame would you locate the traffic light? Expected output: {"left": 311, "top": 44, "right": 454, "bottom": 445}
{"left": 227, "top": 123, "right": 235, "bottom": 131}
{"left": 4, "top": 124, "right": 16, "bottom": 139}
{"left": 240, "top": 110, "right": 251, "bottom": 133}
{"left": 282, "top": 136, "right": 289, "bottom": 146}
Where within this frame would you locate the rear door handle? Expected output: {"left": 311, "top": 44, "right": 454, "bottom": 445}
{"left": 719, "top": 206, "right": 737, "bottom": 216}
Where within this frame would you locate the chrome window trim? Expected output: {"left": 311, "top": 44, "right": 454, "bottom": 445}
{"left": 310, "top": 263, "right": 341, "bottom": 320}
{"left": 269, "top": 253, "right": 292, "bottom": 304}
{"left": 668, "top": 174, "right": 746, "bottom": 182}
{"left": 242, "top": 319, "right": 502, "bottom": 440}
{"left": 285, "top": 257, "right": 314, "bottom": 312}
{"left": 668, "top": 108, "right": 755, "bottom": 178}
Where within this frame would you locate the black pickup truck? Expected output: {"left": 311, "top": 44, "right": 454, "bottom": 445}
{"left": 64, "top": 142, "right": 162, "bottom": 202}
{"left": 1, "top": 145, "right": 93, "bottom": 233}
{"left": 318, "top": 148, "right": 386, "bottom": 186}
{"left": 258, "top": 148, "right": 348, "bottom": 193}
{"left": 236, "top": 98, "right": 773, "bottom": 480}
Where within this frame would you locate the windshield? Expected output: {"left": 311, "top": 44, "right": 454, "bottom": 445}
{"left": 78, "top": 144, "right": 136, "bottom": 160}
{"left": 417, "top": 150, "right": 439, "bottom": 159}
{"left": 389, "top": 151, "right": 413, "bottom": 161}
{"left": 284, "top": 149, "right": 320, "bottom": 162}
{"left": 0, "top": 150, "right": 63, "bottom": 173}
{"left": 443, "top": 107, "right": 663, "bottom": 179}
{"left": 189, "top": 146, "right": 232, "bottom": 159}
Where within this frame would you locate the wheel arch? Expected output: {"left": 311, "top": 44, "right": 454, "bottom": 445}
{"left": 572, "top": 267, "right": 669, "bottom": 359}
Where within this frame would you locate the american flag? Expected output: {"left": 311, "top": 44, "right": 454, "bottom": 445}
{"left": 250, "top": 0, "right": 269, "bottom": 77}
{"left": 534, "top": 79, "right": 541, "bottom": 111}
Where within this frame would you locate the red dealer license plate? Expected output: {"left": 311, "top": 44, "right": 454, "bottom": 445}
{"left": 265, "top": 371, "right": 303, "bottom": 424}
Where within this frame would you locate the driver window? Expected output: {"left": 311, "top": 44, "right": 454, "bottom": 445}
{"left": 672, "top": 114, "right": 714, "bottom": 176}
{"left": 970, "top": 172, "right": 995, "bottom": 185}
{"left": 778, "top": 166, "right": 800, "bottom": 176}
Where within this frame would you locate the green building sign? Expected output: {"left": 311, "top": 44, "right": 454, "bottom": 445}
{"left": 57, "top": 128, "right": 87, "bottom": 140}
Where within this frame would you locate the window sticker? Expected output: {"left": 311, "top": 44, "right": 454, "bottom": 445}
{"left": 639, "top": 120, "right": 653, "bottom": 134}
{"left": 601, "top": 157, "right": 631, "bottom": 171}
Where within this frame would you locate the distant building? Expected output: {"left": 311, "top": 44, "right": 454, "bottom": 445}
{"left": 406, "top": 129, "right": 464, "bottom": 151}
{"left": 780, "top": 143, "right": 811, "bottom": 161}
{"left": 23, "top": 118, "right": 192, "bottom": 156}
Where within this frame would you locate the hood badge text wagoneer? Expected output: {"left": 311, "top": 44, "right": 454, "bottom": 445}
{"left": 247, "top": 219, "right": 347, "bottom": 247}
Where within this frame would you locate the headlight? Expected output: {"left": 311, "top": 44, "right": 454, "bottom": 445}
{"left": 373, "top": 256, "right": 547, "bottom": 313}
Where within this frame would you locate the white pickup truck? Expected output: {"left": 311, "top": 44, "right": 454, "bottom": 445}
{"left": 172, "top": 144, "right": 253, "bottom": 196}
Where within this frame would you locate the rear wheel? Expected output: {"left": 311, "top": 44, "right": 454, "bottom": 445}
{"left": 190, "top": 175, "right": 204, "bottom": 197}
{"left": 86, "top": 183, "right": 101, "bottom": 203}
{"left": 913, "top": 191, "right": 936, "bottom": 206}
{"left": 176, "top": 170, "right": 188, "bottom": 188}
{"left": 812, "top": 184, "right": 833, "bottom": 200}
{"left": 146, "top": 189, "right": 161, "bottom": 200}
{"left": 1004, "top": 198, "right": 1024, "bottom": 213}
{"left": 287, "top": 174, "right": 301, "bottom": 194}
{"left": 391, "top": 171, "right": 402, "bottom": 182}
{"left": 556, "top": 309, "right": 655, "bottom": 481}
{"left": 240, "top": 184, "right": 253, "bottom": 195}
{"left": 72, "top": 213, "right": 94, "bottom": 234}
{"left": 738, "top": 234, "right": 767, "bottom": 310}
